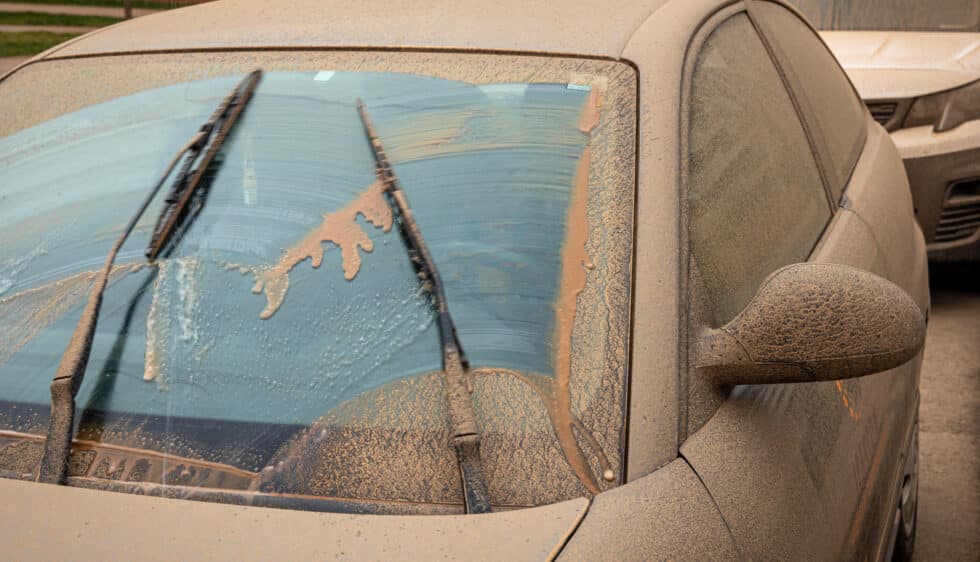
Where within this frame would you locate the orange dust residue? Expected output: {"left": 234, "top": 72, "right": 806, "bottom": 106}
{"left": 546, "top": 89, "right": 605, "bottom": 494}
{"left": 577, "top": 88, "right": 600, "bottom": 134}
{"left": 499, "top": 368, "right": 614, "bottom": 486}
{"left": 239, "top": 180, "right": 393, "bottom": 319}
{"left": 835, "top": 380, "right": 861, "bottom": 421}
{"left": 552, "top": 144, "right": 599, "bottom": 494}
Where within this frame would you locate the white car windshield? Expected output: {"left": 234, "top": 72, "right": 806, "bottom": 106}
{"left": 0, "top": 53, "right": 636, "bottom": 511}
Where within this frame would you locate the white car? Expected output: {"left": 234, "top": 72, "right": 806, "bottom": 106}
{"left": 0, "top": 1, "right": 928, "bottom": 560}
{"left": 796, "top": 0, "right": 980, "bottom": 261}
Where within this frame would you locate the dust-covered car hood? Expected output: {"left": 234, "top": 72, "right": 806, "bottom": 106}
{"left": 0, "top": 457, "right": 740, "bottom": 560}
{"left": 821, "top": 31, "right": 980, "bottom": 99}
{"left": 0, "top": 477, "right": 587, "bottom": 560}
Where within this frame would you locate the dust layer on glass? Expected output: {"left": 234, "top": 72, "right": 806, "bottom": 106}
{"left": 790, "top": 0, "right": 980, "bottom": 31}
{"left": 0, "top": 56, "right": 635, "bottom": 510}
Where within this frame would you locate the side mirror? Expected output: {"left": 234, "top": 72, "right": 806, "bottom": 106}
{"left": 696, "top": 263, "right": 925, "bottom": 385}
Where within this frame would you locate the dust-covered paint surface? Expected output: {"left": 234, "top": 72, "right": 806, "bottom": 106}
{"left": 0, "top": 53, "right": 636, "bottom": 509}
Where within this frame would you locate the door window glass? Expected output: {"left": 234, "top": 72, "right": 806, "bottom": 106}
{"left": 688, "top": 14, "right": 831, "bottom": 326}
{"left": 756, "top": 1, "right": 866, "bottom": 199}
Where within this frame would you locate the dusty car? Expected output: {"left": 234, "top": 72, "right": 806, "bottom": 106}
{"left": 795, "top": 0, "right": 980, "bottom": 261}
{"left": 0, "top": 0, "right": 928, "bottom": 560}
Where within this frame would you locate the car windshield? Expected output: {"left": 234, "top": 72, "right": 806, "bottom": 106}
{"left": 0, "top": 53, "right": 636, "bottom": 512}
{"left": 791, "top": 0, "right": 980, "bottom": 31}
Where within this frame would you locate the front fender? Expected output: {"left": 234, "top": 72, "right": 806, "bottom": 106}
{"left": 559, "top": 458, "right": 737, "bottom": 560}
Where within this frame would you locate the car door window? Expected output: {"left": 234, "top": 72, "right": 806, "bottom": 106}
{"left": 688, "top": 13, "right": 831, "bottom": 327}
{"left": 754, "top": 1, "right": 866, "bottom": 200}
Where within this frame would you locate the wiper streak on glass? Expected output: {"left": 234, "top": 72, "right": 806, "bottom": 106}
{"left": 356, "top": 99, "right": 492, "bottom": 514}
{"left": 36, "top": 70, "right": 263, "bottom": 485}
{"left": 146, "top": 70, "right": 263, "bottom": 260}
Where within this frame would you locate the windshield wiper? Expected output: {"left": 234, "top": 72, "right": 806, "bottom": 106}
{"left": 356, "top": 99, "right": 491, "bottom": 514}
{"left": 37, "top": 70, "right": 263, "bottom": 485}
{"left": 146, "top": 70, "right": 262, "bottom": 260}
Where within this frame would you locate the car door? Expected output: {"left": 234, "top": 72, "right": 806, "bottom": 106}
{"left": 676, "top": 2, "right": 928, "bottom": 560}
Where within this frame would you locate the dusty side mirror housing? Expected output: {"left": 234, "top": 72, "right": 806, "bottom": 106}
{"left": 696, "top": 263, "right": 926, "bottom": 385}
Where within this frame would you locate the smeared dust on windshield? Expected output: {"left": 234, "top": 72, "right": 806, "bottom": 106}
{"left": 229, "top": 180, "right": 393, "bottom": 319}
{"left": 264, "top": 86, "right": 615, "bottom": 497}
{"left": 552, "top": 142, "right": 601, "bottom": 491}
{"left": 144, "top": 258, "right": 206, "bottom": 383}
{"left": 512, "top": 88, "right": 609, "bottom": 494}
{"left": 0, "top": 264, "right": 145, "bottom": 367}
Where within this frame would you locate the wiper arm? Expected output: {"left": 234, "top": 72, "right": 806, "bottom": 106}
{"left": 37, "top": 70, "right": 263, "bottom": 485}
{"left": 146, "top": 70, "right": 263, "bottom": 260}
{"left": 356, "top": 99, "right": 491, "bottom": 514}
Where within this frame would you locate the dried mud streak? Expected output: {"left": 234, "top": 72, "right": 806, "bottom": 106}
{"left": 143, "top": 261, "right": 167, "bottom": 382}
{"left": 381, "top": 108, "right": 474, "bottom": 163}
{"left": 0, "top": 263, "right": 145, "bottom": 366}
{"left": 835, "top": 380, "right": 862, "bottom": 421}
{"left": 248, "top": 180, "right": 393, "bottom": 319}
{"left": 553, "top": 89, "right": 601, "bottom": 494}
{"left": 578, "top": 88, "right": 601, "bottom": 134}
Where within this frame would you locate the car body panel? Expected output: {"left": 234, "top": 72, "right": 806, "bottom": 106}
{"left": 901, "top": 142, "right": 980, "bottom": 262}
{"left": 838, "top": 122, "right": 929, "bottom": 305}
{"left": 820, "top": 31, "right": 980, "bottom": 77}
{"left": 0, "top": 0, "right": 926, "bottom": 558}
{"left": 0, "top": 477, "right": 588, "bottom": 561}
{"left": 841, "top": 67, "right": 979, "bottom": 101}
{"left": 821, "top": 30, "right": 980, "bottom": 261}
{"left": 890, "top": 121, "right": 980, "bottom": 159}
{"left": 618, "top": 0, "right": 741, "bottom": 482}
{"left": 558, "top": 458, "right": 738, "bottom": 560}
{"left": 23, "top": 0, "right": 673, "bottom": 61}
{"left": 679, "top": 89, "right": 926, "bottom": 561}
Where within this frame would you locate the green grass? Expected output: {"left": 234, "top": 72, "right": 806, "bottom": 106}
{"left": 0, "top": 11, "right": 120, "bottom": 27}
{"left": 1, "top": 0, "right": 183, "bottom": 9}
{"left": 0, "top": 31, "right": 79, "bottom": 56}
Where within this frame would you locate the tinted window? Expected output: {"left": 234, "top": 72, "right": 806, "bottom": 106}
{"left": 688, "top": 14, "right": 831, "bottom": 326}
{"left": 757, "top": 1, "right": 866, "bottom": 198}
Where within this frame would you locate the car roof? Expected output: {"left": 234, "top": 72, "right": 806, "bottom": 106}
{"left": 43, "top": 0, "right": 673, "bottom": 60}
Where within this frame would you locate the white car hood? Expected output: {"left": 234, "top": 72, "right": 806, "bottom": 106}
{"left": 0, "top": 478, "right": 588, "bottom": 561}
{"left": 821, "top": 31, "right": 980, "bottom": 99}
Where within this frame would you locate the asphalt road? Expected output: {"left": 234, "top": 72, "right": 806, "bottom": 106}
{"left": 914, "top": 262, "right": 980, "bottom": 561}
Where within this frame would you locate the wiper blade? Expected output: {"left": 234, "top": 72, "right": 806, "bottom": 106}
{"left": 36, "top": 70, "right": 263, "bottom": 485}
{"left": 147, "top": 69, "right": 263, "bottom": 260}
{"left": 356, "top": 99, "right": 491, "bottom": 514}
